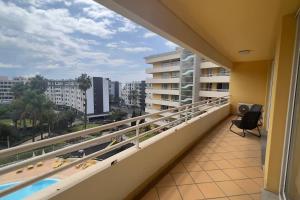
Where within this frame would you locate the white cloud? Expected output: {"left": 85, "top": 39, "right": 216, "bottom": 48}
{"left": 0, "top": 63, "right": 20, "bottom": 68}
{"left": 122, "top": 47, "right": 152, "bottom": 53}
{"left": 82, "top": 4, "right": 116, "bottom": 19}
{"left": 106, "top": 42, "right": 119, "bottom": 48}
{"left": 118, "top": 18, "right": 139, "bottom": 32}
{"left": 165, "top": 41, "right": 178, "bottom": 49}
{"left": 143, "top": 32, "right": 157, "bottom": 38}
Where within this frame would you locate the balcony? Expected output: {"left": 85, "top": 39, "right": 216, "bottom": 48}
{"left": 146, "top": 98, "right": 180, "bottom": 107}
{"left": 200, "top": 88, "right": 230, "bottom": 98}
{"left": 0, "top": 97, "right": 232, "bottom": 199}
{"left": 145, "top": 107, "right": 180, "bottom": 119}
{"left": 141, "top": 117, "right": 263, "bottom": 200}
{"left": 145, "top": 88, "right": 180, "bottom": 95}
{"left": 200, "top": 74, "right": 230, "bottom": 83}
{"left": 200, "top": 61, "right": 220, "bottom": 69}
{"left": 146, "top": 65, "right": 180, "bottom": 74}
{"left": 146, "top": 77, "right": 180, "bottom": 84}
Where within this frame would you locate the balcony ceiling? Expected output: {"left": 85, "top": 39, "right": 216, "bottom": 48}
{"left": 97, "top": 0, "right": 299, "bottom": 66}
{"left": 160, "top": 0, "right": 299, "bottom": 62}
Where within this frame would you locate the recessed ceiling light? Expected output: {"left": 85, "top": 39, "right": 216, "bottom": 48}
{"left": 238, "top": 50, "right": 251, "bottom": 55}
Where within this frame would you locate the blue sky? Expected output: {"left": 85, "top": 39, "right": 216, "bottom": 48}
{"left": 0, "top": 0, "right": 178, "bottom": 82}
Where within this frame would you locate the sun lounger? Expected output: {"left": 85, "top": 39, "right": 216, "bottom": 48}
{"left": 36, "top": 161, "right": 43, "bottom": 167}
{"left": 16, "top": 168, "right": 24, "bottom": 174}
{"left": 52, "top": 159, "right": 65, "bottom": 168}
{"left": 27, "top": 165, "right": 34, "bottom": 170}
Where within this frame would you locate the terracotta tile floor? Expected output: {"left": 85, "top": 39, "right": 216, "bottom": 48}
{"left": 141, "top": 117, "right": 263, "bottom": 200}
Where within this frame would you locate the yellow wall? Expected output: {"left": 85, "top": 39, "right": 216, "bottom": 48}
{"left": 264, "top": 14, "right": 297, "bottom": 193}
{"left": 229, "top": 60, "right": 271, "bottom": 114}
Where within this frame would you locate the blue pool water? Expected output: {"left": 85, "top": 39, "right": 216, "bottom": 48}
{"left": 0, "top": 179, "right": 59, "bottom": 200}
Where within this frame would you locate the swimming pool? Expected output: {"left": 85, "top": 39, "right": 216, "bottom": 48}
{"left": 0, "top": 178, "right": 59, "bottom": 200}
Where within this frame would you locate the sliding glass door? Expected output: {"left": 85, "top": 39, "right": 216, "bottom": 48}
{"left": 281, "top": 13, "right": 300, "bottom": 200}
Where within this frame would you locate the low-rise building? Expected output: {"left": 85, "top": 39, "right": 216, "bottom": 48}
{"left": 46, "top": 77, "right": 110, "bottom": 116}
{"left": 0, "top": 76, "right": 27, "bottom": 104}
{"left": 121, "top": 81, "right": 146, "bottom": 111}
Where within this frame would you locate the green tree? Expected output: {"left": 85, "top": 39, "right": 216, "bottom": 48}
{"left": 0, "top": 123, "right": 15, "bottom": 148}
{"left": 28, "top": 75, "right": 48, "bottom": 94}
{"left": 77, "top": 74, "right": 91, "bottom": 129}
{"left": 110, "top": 109, "right": 127, "bottom": 122}
{"left": 11, "top": 82, "right": 27, "bottom": 99}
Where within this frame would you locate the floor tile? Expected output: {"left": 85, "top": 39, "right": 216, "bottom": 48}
{"left": 223, "top": 169, "right": 248, "bottom": 180}
{"left": 183, "top": 162, "right": 202, "bottom": 172}
{"left": 238, "top": 167, "right": 263, "bottom": 178}
{"left": 216, "top": 181, "right": 246, "bottom": 196}
{"left": 178, "top": 184, "right": 205, "bottom": 200}
{"left": 234, "top": 179, "right": 261, "bottom": 194}
{"left": 229, "top": 195, "right": 253, "bottom": 200}
{"left": 141, "top": 188, "right": 159, "bottom": 200}
{"left": 214, "top": 160, "right": 234, "bottom": 169}
{"left": 157, "top": 186, "right": 182, "bottom": 200}
{"left": 250, "top": 193, "right": 261, "bottom": 200}
{"left": 206, "top": 170, "right": 231, "bottom": 181}
{"left": 172, "top": 172, "right": 194, "bottom": 185}
{"left": 156, "top": 174, "right": 176, "bottom": 187}
{"left": 198, "top": 161, "right": 219, "bottom": 170}
{"left": 189, "top": 171, "right": 213, "bottom": 183}
{"left": 252, "top": 178, "right": 264, "bottom": 187}
{"left": 197, "top": 182, "right": 226, "bottom": 199}
{"left": 170, "top": 163, "right": 188, "bottom": 174}
{"left": 195, "top": 154, "right": 210, "bottom": 162}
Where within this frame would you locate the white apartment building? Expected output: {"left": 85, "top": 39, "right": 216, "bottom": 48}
{"left": 121, "top": 81, "right": 146, "bottom": 110}
{"left": 145, "top": 48, "right": 230, "bottom": 117}
{"left": 0, "top": 76, "right": 27, "bottom": 104}
{"left": 46, "top": 77, "right": 110, "bottom": 115}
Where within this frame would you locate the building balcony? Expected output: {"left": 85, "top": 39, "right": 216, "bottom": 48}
{"left": 0, "top": 98, "right": 236, "bottom": 200}
{"left": 145, "top": 65, "right": 180, "bottom": 74}
{"left": 199, "top": 89, "right": 230, "bottom": 98}
{"left": 200, "top": 75, "right": 230, "bottom": 83}
{"left": 146, "top": 77, "right": 180, "bottom": 84}
{"left": 145, "top": 88, "right": 180, "bottom": 95}
{"left": 200, "top": 61, "right": 220, "bottom": 69}
{"left": 145, "top": 98, "right": 180, "bottom": 107}
{"left": 145, "top": 107, "right": 180, "bottom": 119}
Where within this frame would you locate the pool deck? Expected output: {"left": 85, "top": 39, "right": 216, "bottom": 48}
{"left": 0, "top": 158, "right": 91, "bottom": 185}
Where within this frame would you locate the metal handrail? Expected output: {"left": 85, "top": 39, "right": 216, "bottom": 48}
{"left": 0, "top": 96, "right": 229, "bottom": 198}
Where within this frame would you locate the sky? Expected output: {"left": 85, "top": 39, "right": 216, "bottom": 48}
{"left": 0, "top": 0, "right": 178, "bottom": 83}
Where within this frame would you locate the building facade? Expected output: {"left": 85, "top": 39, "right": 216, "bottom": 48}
{"left": 121, "top": 81, "right": 146, "bottom": 110}
{"left": 0, "top": 76, "right": 27, "bottom": 104}
{"left": 46, "top": 77, "right": 110, "bottom": 115}
{"left": 108, "top": 80, "right": 121, "bottom": 105}
{"left": 145, "top": 48, "right": 230, "bottom": 115}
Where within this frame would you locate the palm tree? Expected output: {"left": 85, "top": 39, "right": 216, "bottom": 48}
{"left": 77, "top": 74, "right": 91, "bottom": 129}
{"left": 128, "top": 89, "right": 139, "bottom": 110}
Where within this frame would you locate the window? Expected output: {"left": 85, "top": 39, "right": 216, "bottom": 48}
{"left": 162, "top": 83, "right": 168, "bottom": 89}
{"left": 171, "top": 95, "right": 179, "bottom": 102}
{"left": 161, "top": 94, "right": 169, "bottom": 100}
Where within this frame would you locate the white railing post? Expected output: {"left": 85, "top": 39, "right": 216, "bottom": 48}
{"left": 185, "top": 106, "right": 189, "bottom": 122}
{"left": 135, "top": 120, "right": 140, "bottom": 149}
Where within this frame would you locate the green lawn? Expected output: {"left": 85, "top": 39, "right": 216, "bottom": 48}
{"left": 68, "top": 123, "right": 100, "bottom": 132}
{"left": 0, "top": 119, "right": 13, "bottom": 126}
{"left": 0, "top": 118, "right": 32, "bottom": 128}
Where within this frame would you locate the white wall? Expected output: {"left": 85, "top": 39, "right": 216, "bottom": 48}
{"left": 86, "top": 81, "right": 94, "bottom": 115}
{"left": 103, "top": 78, "right": 110, "bottom": 112}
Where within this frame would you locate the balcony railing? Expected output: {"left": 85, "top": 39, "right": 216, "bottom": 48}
{"left": 200, "top": 88, "right": 229, "bottom": 92}
{"left": 200, "top": 73, "right": 230, "bottom": 77}
{"left": 146, "top": 87, "right": 179, "bottom": 90}
{"left": 0, "top": 96, "right": 229, "bottom": 198}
